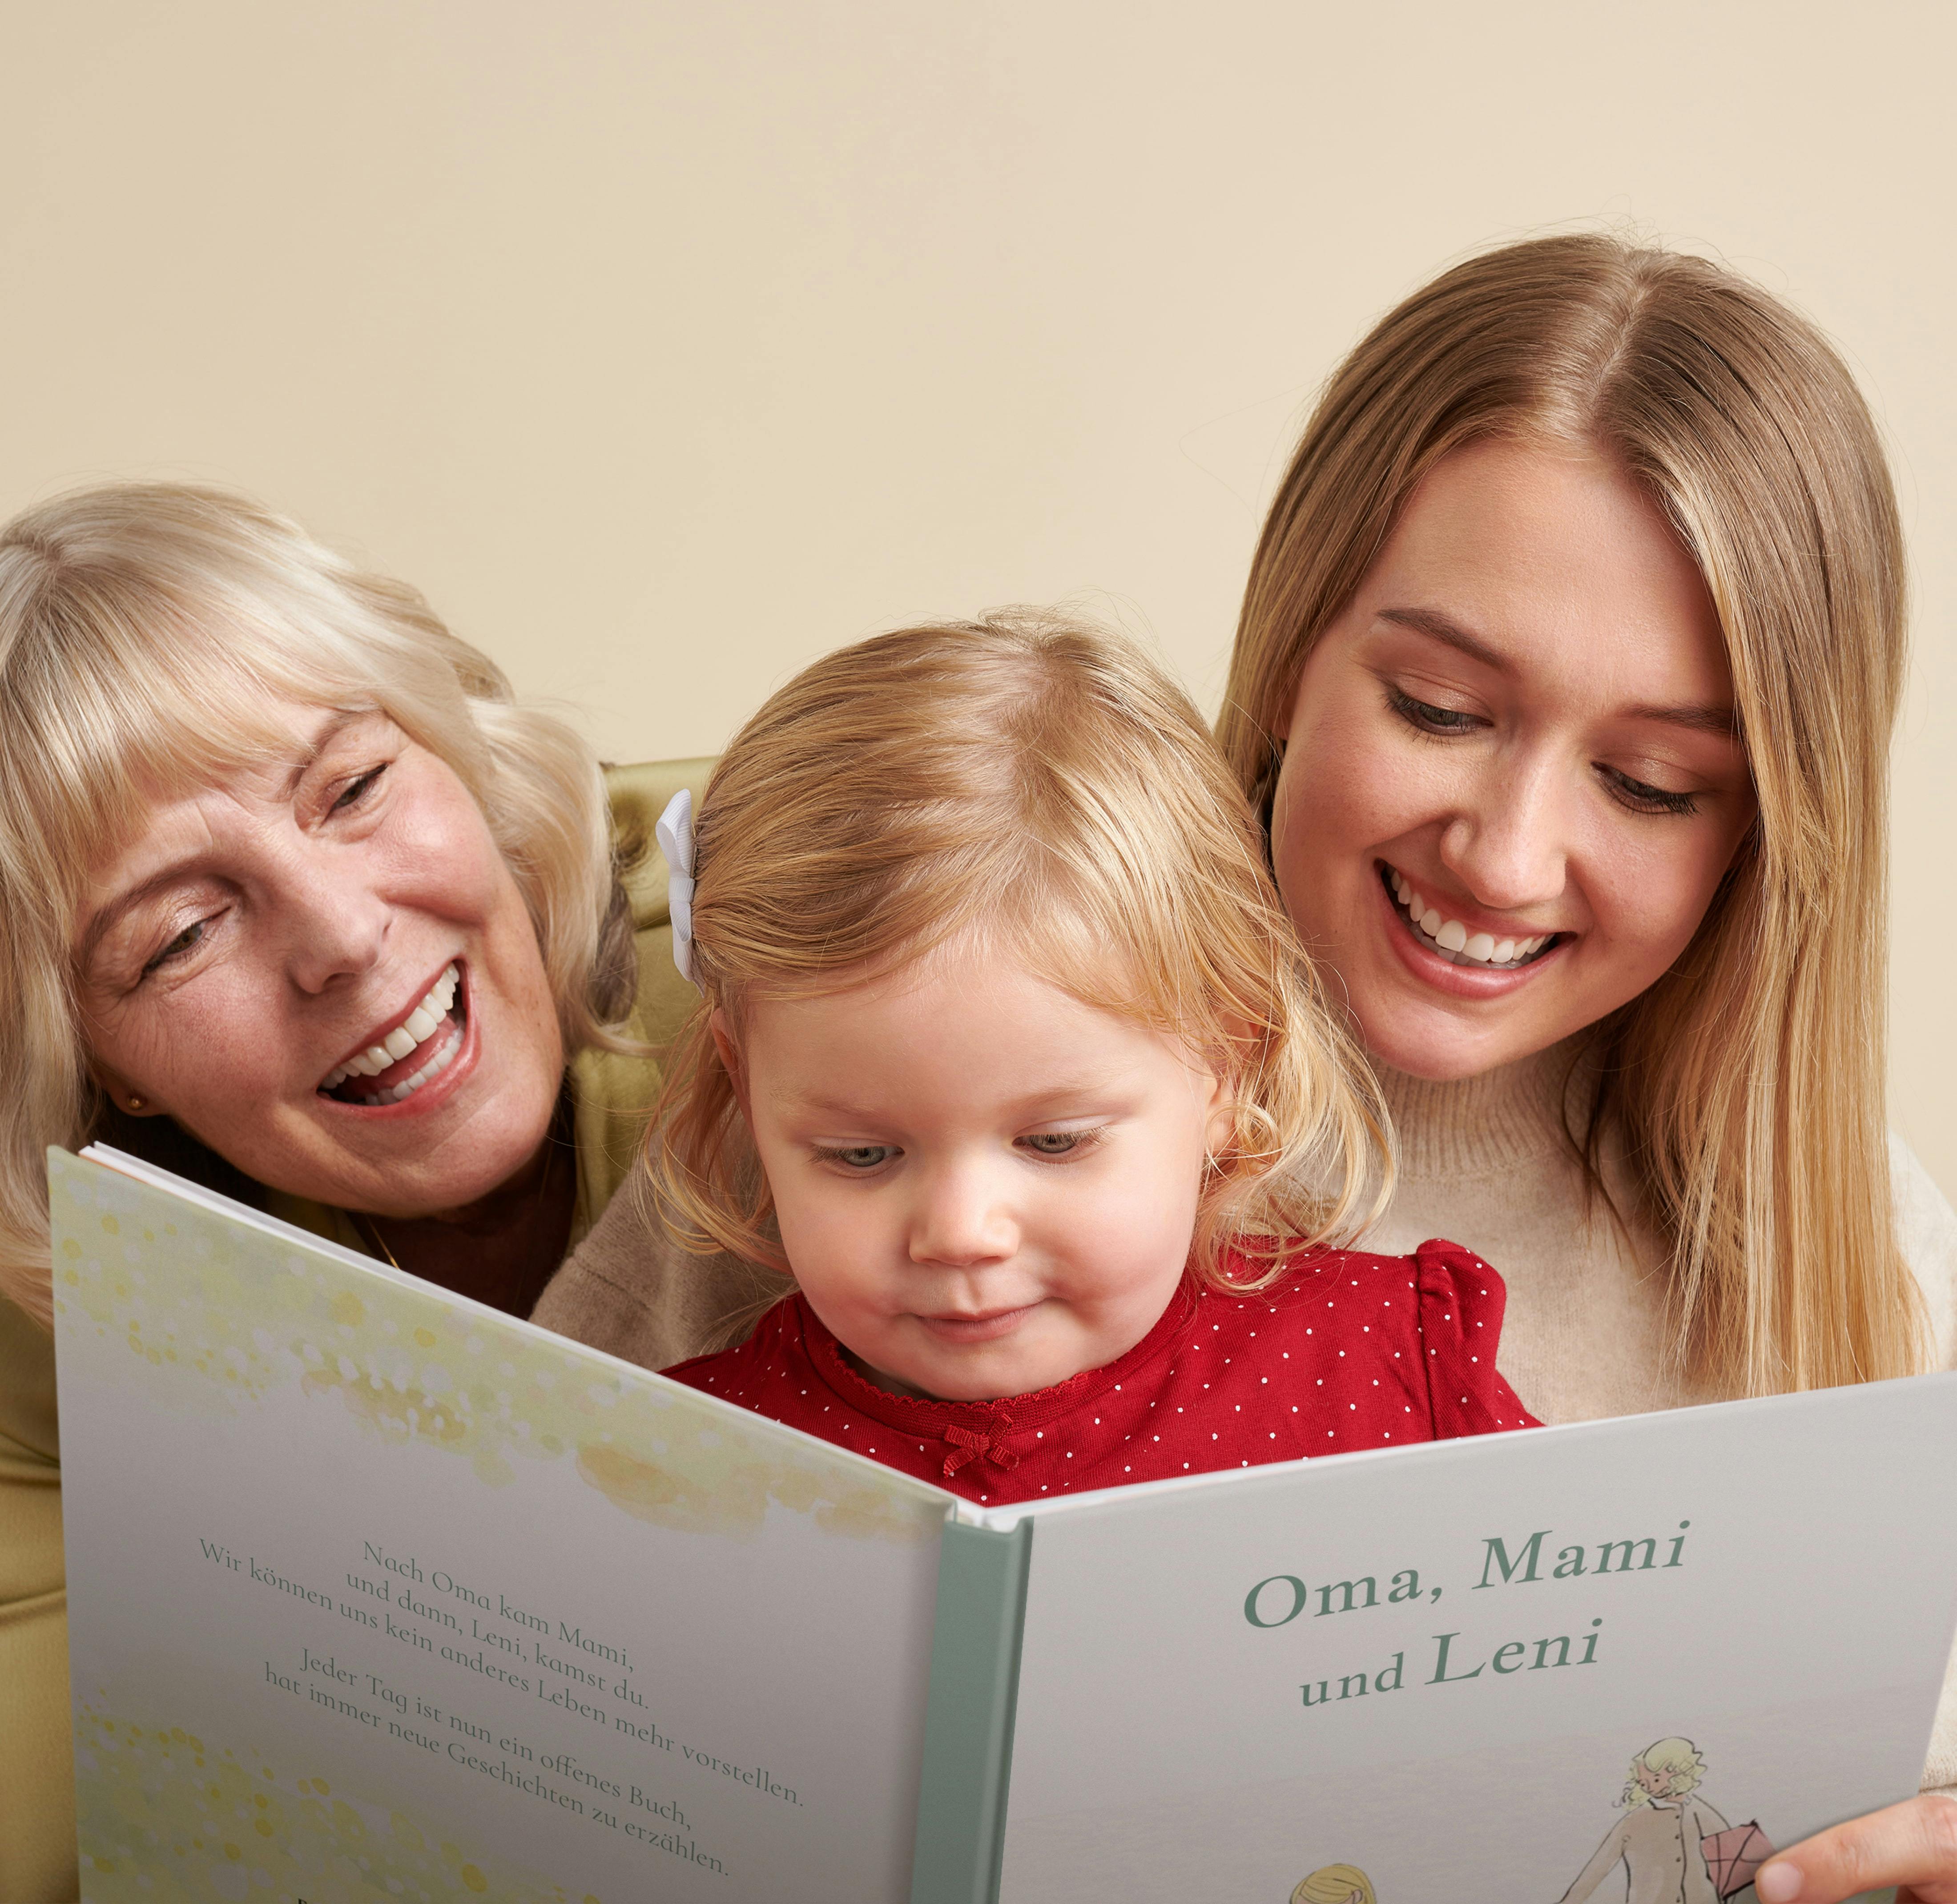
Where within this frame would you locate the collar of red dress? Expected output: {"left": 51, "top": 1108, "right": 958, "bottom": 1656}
{"left": 789, "top": 1277, "right": 1205, "bottom": 1462}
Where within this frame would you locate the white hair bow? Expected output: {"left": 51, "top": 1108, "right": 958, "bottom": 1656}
{"left": 656, "top": 789, "right": 698, "bottom": 988}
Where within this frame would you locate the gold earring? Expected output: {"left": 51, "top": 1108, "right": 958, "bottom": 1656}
{"left": 127, "top": 1095, "right": 146, "bottom": 1111}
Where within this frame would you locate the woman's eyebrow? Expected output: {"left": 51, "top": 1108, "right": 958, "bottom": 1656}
{"left": 282, "top": 709, "right": 367, "bottom": 795}
{"left": 1377, "top": 605, "right": 1508, "bottom": 669}
{"left": 1377, "top": 605, "right": 1737, "bottom": 734}
{"left": 1619, "top": 699, "right": 1739, "bottom": 736}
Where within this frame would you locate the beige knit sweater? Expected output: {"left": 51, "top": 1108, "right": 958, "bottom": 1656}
{"left": 531, "top": 1040, "right": 1957, "bottom": 1794}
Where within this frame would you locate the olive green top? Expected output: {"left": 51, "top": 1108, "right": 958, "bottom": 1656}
{"left": 0, "top": 758, "right": 713, "bottom": 1903}
{"left": 0, "top": 1297, "right": 66, "bottom": 1904}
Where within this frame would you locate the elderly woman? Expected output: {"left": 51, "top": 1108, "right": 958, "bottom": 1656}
{"left": 0, "top": 483, "right": 760, "bottom": 1900}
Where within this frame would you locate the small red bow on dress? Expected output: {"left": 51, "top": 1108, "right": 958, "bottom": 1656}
{"left": 941, "top": 1410, "right": 1019, "bottom": 1478}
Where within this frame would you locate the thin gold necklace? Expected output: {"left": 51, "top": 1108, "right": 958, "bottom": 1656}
{"left": 357, "top": 1210, "right": 403, "bottom": 1272}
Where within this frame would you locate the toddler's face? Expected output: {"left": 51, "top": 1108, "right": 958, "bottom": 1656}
{"left": 724, "top": 945, "right": 1230, "bottom": 1402}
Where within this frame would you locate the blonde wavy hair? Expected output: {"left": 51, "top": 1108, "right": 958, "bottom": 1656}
{"left": 0, "top": 482, "right": 637, "bottom": 1324}
{"left": 1620, "top": 1736, "right": 1706, "bottom": 1808}
{"left": 652, "top": 611, "right": 1389, "bottom": 1286}
{"left": 1219, "top": 233, "right": 1924, "bottom": 1395}
{"left": 1291, "top": 1865, "right": 1377, "bottom": 1904}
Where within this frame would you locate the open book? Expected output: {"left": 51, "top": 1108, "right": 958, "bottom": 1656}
{"left": 51, "top": 1145, "right": 1957, "bottom": 1903}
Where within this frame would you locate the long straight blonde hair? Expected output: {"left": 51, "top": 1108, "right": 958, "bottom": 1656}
{"left": 1218, "top": 233, "right": 1922, "bottom": 1396}
{"left": 0, "top": 483, "right": 639, "bottom": 1325}
{"left": 653, "top": 610, "right": 1389, "bottom": 1286}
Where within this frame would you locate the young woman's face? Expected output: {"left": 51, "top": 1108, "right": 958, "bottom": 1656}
{"left": 1269, "top": 439, "right": 1757, "bottom": 1083}
{"left": 76, "top": 706, "right": 567, "bottom": 1219}
{"left": 726, "top": 945, "right": 1231, "bottom": 1403}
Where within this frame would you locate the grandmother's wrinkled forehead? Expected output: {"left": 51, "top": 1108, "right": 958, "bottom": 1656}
{"left": 12, "top": 636, "right": 471, "bottom": 924}
{"left": 77, "top": 693, "right": 373, "bottom": 873}
{"left": 57, "top": 702, "right": 402, "bottom": 960}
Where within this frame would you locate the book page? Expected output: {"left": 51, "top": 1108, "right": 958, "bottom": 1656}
{"left": 51, "top": 1148, "right": 955, "bottom": 1904}
{"left": 995, "top": 1376, "right": 1957, "bottom": 1902}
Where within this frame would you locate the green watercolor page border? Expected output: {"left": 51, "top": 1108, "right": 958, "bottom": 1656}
{"left": 908, "top": 1518, "right": 1034, "bottom": 1904}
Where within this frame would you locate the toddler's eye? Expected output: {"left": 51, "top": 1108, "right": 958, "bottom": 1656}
{"left": 1017, "top": 1129, "right": 1100, "bottom": 1159}
{"left": 815, "top": 1144, "right": 898, "bottom": 1171}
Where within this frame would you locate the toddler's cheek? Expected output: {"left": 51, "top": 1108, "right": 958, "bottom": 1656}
{"left": 769, "top": 1191, "right": 883, "bottom": 1287}
{"left": 1080, "top": 1174, "right": 1202, "bottom": 1263}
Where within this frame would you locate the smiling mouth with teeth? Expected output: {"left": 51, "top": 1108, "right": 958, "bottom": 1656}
{"left": 1379, "top": 865, "right": 1560, "bottom": 970}
{"left": 319, "top": 964, "right": 465, "bottom": 1105}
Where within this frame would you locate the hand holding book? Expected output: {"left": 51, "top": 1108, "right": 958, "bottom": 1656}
{"left": 1753, "top": 1795, "right": 1957, "bottom": 1904}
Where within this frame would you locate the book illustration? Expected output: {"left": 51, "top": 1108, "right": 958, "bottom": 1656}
{"left": 1555, "top": 1736, "right": 1772, "bottom": 1902}
{"left": 54, "top": 1154, "right": 936, "bottom": 1548}
{"left": 69, "top": 1703, "right": 593, "bottom": 1903}
{"left": 1700, "top": 1822, "right": 1776, "bottom": 1900}
{"left": 1290, "top": 1863, "right": 1377, "bottom": 1903}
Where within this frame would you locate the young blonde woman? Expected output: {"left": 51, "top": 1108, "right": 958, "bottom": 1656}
{"left": 0, "top": 485, "right": 759, "bottom": 1900}
{"left": 1217, "top": 234, "right": 1957, "bottom": 1902}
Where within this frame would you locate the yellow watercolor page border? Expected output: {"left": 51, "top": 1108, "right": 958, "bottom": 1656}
{"left": 72, "top": 1700, "right": 614, "bottom": 1904}
{"left": 50, "top": 1149, "right": 943, "bottom": 1547}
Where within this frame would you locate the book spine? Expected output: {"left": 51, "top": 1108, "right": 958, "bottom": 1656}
{"left": 907, "top": 1517, "right": 1035, "bottom": 1904}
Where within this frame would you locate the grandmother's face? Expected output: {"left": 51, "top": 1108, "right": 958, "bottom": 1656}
{"left": 75, "top": 706, "right": 565, "bottom": 1219}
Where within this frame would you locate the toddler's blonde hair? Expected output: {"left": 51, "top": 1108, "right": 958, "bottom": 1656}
{"left": 653, "top": 610, "right": 1389, "bottom": 1287}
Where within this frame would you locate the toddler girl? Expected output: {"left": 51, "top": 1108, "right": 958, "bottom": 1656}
{"left": 648, "top": 612, "right": 1537, "bottom": 1504}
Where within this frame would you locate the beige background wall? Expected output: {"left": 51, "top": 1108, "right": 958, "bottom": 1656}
{"left": 4, "top": 3, "right": 1954, "bottom": 1191}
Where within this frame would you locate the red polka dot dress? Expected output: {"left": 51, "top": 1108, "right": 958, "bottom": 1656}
{"left": 661, "top": 1239, "right": 1539, "bottom": 1507}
